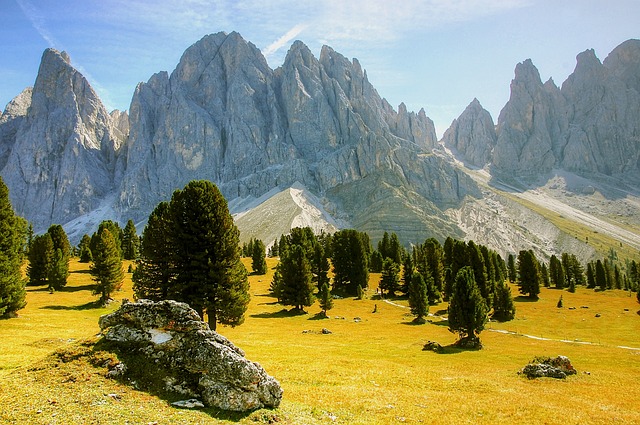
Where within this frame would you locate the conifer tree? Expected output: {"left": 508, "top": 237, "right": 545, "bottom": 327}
{"left": 595, "top": 259, "right": 607, "bottom": 291}
{"left": 318, "top": 281, "right": 333, "bottom": 317}
{"left": 167, "top": 180, "right": 249, "bottom": 330}
{"left": 331, "top": 229, "right": 369, "bottom": 296}
{"left": 549, "top": 255, "right": 564, "bottom": 289}
{"left": 467, "top": 241, "right": 492, "bottom": 308}
{"left": 251, "top": 239, "right": 267, "bottom": 275}
{"left": 46, "top": 224, "right": 71, "bottom": 290}
{"left": 492, "top": 280, "right": 516, "bottom": 321}
{"left": 132, "top": 202, "right": 174, "bottom": 300}
{"left": 408, "top": 273, "right": 428, "bottom": 323}
{"left": 402, "top": 252, "right": 414, "bottom": 295}
{"left": 370, "top": 250, "right": 383, "bottom": 273}
{"left": 90, "top": 229, "right": 124, "bottom": 305}
{"left": 313, "top": 243, "right": 330, "bottom": 291}
{"left": 78, "top": 234, "right": 92, "bottom": 263}
{"left": 516, "top": 250, "right": 541, "bottom": 299}
{"left": 507, "top": 253, "right": 517, "bottom": 283}
{"left": 379, "top": 258, "right": 400, "bottom": 297}
{"left": 270, "top": 269, "right": 283, "bottom": 303}
{"left": 122, "top": 219, "right": 140, "bottom": 260}
{"left": 0, "top": 177, "right": 26, "bottom": 317}
{"left": 448, "top": 267, "right": 488, "bottom": 344}
{"left": 91, "top": 220, "right": 123, "bottom": 259}
{"left": 444, "top": 239, "right": 467, "bottom": 300}
{"left": 586, "top": 262, "right": 596, "bottom": 288}
{"left": 540, "top": 262, "right": 550, "bottom": 288}
{"left": 27, "top": 233, "right": 53, "bottom": 286}
{"left": 423, "top": 238, "right": 445, "bottom": 295}
{"left": 278, "top": 245, "right": 314, "bottom": 311}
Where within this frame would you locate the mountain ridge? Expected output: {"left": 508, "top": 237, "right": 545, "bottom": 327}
{"left": 1, "top": 33, "right": 639, "bottom": 261}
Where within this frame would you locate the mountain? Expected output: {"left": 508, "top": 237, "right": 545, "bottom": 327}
{"left": 1, "top": 33, "right": 639, "bottom": 261}
{"left": 0, "top": 49, "right": 127, "bottom": 231}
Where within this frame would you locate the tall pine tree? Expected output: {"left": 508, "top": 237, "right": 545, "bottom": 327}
{"left": 167, "top": 180, "right": 249, "bottom": 330}
{"left": 27, "top": 233, "right": 53, "bottom": 287}
{"left": 408, "top": 273, "right": 428, "bottom": 323}
{"left": 122, "top": 219, "right": 140, "bottom": 260}
{"left": 516, "top": 250, "right": 541, "bottom": 299}
{"left": 132, "top": 202, "right": 174, "bottom": 300}
{"left": 90, "top": 229, "right": 124, "bottom": 305}
{"left": 46, "top": 224, "right": 71, "bottom": 290}
{"left": 251, "top": 239, "right": 267, "bottom": 275}
{"left": 448, "top": 267, "right": 488, "bottom": 345}
{"left": 277, "top": 245, "right": 314, "bottom": 311}
{"left": 0, "top": 177, "right": 26, "bottom": 317}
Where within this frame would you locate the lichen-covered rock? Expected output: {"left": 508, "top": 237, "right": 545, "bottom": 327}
{"left": 520, "top": 355, "right": 577, "bottom": 379}
{"left": 99, "top": 299, "right": 282, "bottom": 411}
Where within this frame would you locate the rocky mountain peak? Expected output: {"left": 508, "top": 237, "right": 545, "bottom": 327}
{"left": 442, "top": 97, "right": 496, "bottom": 167}
{"left": 603, "top": 38, "right": 640, "bottom": 92}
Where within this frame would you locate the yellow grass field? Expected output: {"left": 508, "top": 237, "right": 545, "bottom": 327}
{"left": 1, "top": 258, "right": 639, "bottom": 424}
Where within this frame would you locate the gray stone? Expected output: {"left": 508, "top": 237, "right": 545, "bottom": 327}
{"left": 99, "top": 299, "right": 282, "bottom": 412}
{"left": 442, "top": 98, "right": 496, "bottom": 167}
{"left": 520, "top": 355, "right": 577, "bottom": 379}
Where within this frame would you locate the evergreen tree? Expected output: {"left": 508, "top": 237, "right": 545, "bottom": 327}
{"left": 379, "top": 258, "right": 400, "bottom": 297}
{"left": 408, "top": 273, "right": 428, "bottom": 323}
{"left": 0, "top": 177, "right": 27, "bottom": 317}
{"left": 91, "top": 220, "right": 123, "bottom": 259}
{"left": 402, "top": 252, "right": 414, "bottom": 295}
{"left": 570, "top": 255, "right": 585, "bottom": 286}
{"left": 251, "top": 239, "right": 267, "bottom": 275}
{"left": 378, "top": 232, "right": 390, "bottom": 261}
{"left": 370, "top": 250, "right": 383, "bottom": 273}
{"left": 132, "top": 202, "right": 174, "bottom": 301}
{"left": 270, "top": 269, "right": 283, "bottom": 303}
{"left": 444, "top": 239, "right": 467, "bottom": 300}
{"left": 388, "top": 232, "right": 403, "bottom": 265}
{"left": 549, "top": 255, "right": 564, "bottom": 289}
{"left": 586, "top": 262, "right": 596, "bottom": 288}
{"left": 122, "top": 219, "right": 140, "bottom": 260}
{"left": 424, "top": 268, "right": 440, "bottom": 305}
{"left": 423, "top": 238, "right": 445, "bottom": 295}
{"left": 268, "top": 238, "right": 279, "bottom": 257}
{"left": 46, "top": 224, "right": 71, "bottom": 290}
{"left": 278, "top": 245, "right": 314, "bottom": 311}
{"left": 167, "top": 180, "right": 249, "bottom": 330}
{"left": 516, "top": 250, "right": 541, "bottom": 299}
{"left": 540, "top": 262, "right": 550, "bottom": 288}
{"left": 447, "top": 267, "right": 488, "bottom": 343}
{"left": 78, "top": 234, "right": 92, "bottom": 263}
{"left": 331, "top": 229, "right": 369, "bottom": 296}
{"left": 507, "top": 254, "right": 517, "bottom": 283}
{"left": 318, "top": 281, "right": 333, "bottom": 317}
{"left": 595, "top": 260, "right": 607, "bottom": 291}
{"left": 27, "top": 233, "right": 53, "bottom": 286}
{"left": 467, "top": 241, "right": 492, "bottom": 308}
{"left": 90, "top": 229, "right": 124, "bottom": 305}
{"left": 313, "top": 243, "right": 330, "bottom": 291}
{"left": 492, "top": 280, "right": 516, "bottom": 322}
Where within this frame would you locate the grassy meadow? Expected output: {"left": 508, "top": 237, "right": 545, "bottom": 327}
{"left": 1, "top": 257, "right": 639, "bottom": 424}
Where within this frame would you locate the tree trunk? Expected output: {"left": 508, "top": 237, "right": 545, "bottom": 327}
{"left": 207, "top": 308, "right": 217, "bottom": 331}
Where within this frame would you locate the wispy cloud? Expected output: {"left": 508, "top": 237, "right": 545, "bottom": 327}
{"left": 262, "top": 24, "right": 308, "bottom": 59}
{"left": 15, "top": 0, "right": 60, "bottom": 48}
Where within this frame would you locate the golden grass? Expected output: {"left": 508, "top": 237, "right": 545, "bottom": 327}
{"left": 1, "top": 258, "right": 639, "bottom": 424}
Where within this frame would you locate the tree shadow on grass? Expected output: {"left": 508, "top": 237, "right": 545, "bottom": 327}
{"left": 71, "top": 268, "right": 92, "bottom": 274}
{"left": 41, "top": 300, "right": 103, "bottom": 311}
{"left": 59, "top": 284, "right": 96, "bottom": 293}
{"left": 514, "top": 296, "right": 539, "bottom": 303}
{"left": 250, "top": 308, "right": 307, "bottom": 319}
{"left": 308, "top": 312, "right": 329, "bottom": 321}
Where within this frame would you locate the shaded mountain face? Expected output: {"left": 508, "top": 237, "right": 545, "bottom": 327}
{"left": 0, "top": 49, "right": 127, "bottom": 231}
{"left": 446, "top": 39, "right": 640, "bottom": 180}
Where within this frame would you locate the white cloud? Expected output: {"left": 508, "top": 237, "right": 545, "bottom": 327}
{"left": 262, "top": 24, "right": 308, "bottom": 59}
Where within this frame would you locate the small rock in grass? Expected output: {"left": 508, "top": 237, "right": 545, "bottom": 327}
{"left": 171, "top": 399, "right": 204, "bottom": 409}
{"left": 321, "top": 328, "right": 332, "bottom": 334}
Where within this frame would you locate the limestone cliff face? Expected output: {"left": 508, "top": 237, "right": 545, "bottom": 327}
{"left": 0, "top": 87, "right": 32, "bottom": 171}
{"left": 0, "top": 49, "right": 126, "bottom": 231}
{"left": 446, "top": 40, "right": 640, "bottom": 180}
{"left": 116, "top": 32, "right": 470, "bottom": 239}
{"left": 491, "top": 59, "right": 568, "bottom": 176}
{"left": 442, "top": 98, "right": 496, "bottom": 167}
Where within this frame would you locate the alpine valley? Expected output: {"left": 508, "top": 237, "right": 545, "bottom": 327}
{"left": 1, "top": 32, "right": 639, "bottom": 261}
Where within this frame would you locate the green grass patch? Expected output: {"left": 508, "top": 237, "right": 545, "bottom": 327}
{"left": 1, "top": 258, "right": 639, "bottom": 424}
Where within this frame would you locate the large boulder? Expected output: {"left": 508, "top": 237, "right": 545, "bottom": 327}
{"left": 98, "top": 299, "right": 283, "bottom": 411}
{"left": 520, "top": 355, "right": 577, "bottom": 379}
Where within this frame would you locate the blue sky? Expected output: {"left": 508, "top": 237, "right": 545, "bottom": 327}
{"left": 1, "top": 0, "right": 638, "bottom": 136}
